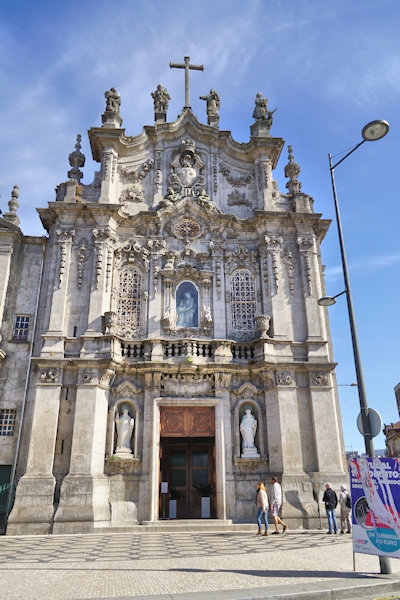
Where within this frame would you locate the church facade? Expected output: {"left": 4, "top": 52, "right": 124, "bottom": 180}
{"left": 0, "top": 60, "right": 347, "bottom": 535}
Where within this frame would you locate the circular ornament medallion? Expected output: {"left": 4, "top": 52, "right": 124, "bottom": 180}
{"left": 173, "top": 217, "right": 201, "bottom": 239}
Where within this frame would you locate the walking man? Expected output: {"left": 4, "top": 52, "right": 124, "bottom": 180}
{"left": 322, "top": 482, "right": 338, "bottom": 534}
{"left": 270, "top": 476, "right": 287, "bottom": 534}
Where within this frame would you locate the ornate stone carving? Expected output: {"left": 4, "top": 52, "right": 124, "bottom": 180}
{"left": 68, "top": 135, "right": 85, "bottom": 183}
{"left": 297, "top": 236, "right": 313, "bottom": 294}
{"left": 277, "top": 371, "right": 294, "bottom": 386}
{"left": 311, "top": 373, "right": 329, "bottom": 386}
{"left": 169, "top": 139, "right": 205, "bottom": 195}
{"left": 57, "top": 229, "right": 75, "bottom": 287}
{"left": 285, "top": 145, "right": 302, "bottom": 195}
{"left": 284, "top": 249, "right": 295, "bottom": 295}
{"left": 227, "top": 189, "right": 251, "bottom": 207}
{"left": 79, "top": 369, "right": 98, "bottom": 384}
{"left": 160, "top": 373, "right": 214, "bottom": 397}
{"left": 172, "top": 217, "right": 202, "bottom": 239}
{"left": 259, "top": 368, "right": 275, "bottom": 388}
{"left": 39, "top": 368, "right": 60, "bottom": 384}
{"left": 255, "top": 314, "right": 271, "bottom": 338}
{"left": 220, "top": 163, "right": 254, "bottom": 187}
{"left": 264, "top": 235, "right": 282, "bottom": 294}
{"left": 99, "top": 368, "right": 115, "bottom": 388}
{"left": 75, "top": 239, "right": 90, "bottom": 289}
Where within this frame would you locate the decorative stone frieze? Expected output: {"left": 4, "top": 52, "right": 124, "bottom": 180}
{"left": 39, "top": 367, "right": 60, "bottom": 383}
{"left": 220, "top": 163, "right": 254, "bottom": 187}
{"left": 75, "top": 239, "right": 90, "bottom": 289}
{"left": 259, "top": 368, "right": 275, "bottom": 388}
{"left": 79, "top": 369, "right": 98, "bottom": 385}
{"left": 297, "top": 236, "right": 313, "bottom": 294}
{"left": 57, "top": 229, "right": 75, "bottom": 287}
{"left": 311, "top": 372, "right": 329, "bottom": 386}
{"left": 277, "top": 370, "right": 294, "bottom": 386}
{"left": 264, "top": 235, "right": 282, "bottom": 294}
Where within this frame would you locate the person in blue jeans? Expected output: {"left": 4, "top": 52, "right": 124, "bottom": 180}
{"left": 255, "top": 482, "right": 269, "bottom": 536}
{"left": 322, "top": 482, "right": 338, "bottom": 534}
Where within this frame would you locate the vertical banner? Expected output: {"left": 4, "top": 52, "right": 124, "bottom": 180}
{"left": 350, "top": 457, "right": 400, "bottom": 557}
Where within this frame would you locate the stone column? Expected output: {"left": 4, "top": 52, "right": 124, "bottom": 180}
{"left": 7, "top": 368, "right": 62, "bottom": 535}
{"left": 52, "top": 368, "right": 114, "bottom": 533}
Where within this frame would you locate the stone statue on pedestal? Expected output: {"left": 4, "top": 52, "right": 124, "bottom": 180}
{"left": 115, "top": 406, "right": 134, "bottom": 455}
{"left": 240, "top": 408, "right": 260, "bottom": 457}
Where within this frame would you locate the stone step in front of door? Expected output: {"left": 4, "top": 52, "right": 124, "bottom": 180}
{"left": 140, "top": 519, "right": 255, "bottom": 532}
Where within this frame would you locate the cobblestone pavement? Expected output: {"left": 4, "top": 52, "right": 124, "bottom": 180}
{"left": 0, "top": 530, "right": 399, "bottom": 600}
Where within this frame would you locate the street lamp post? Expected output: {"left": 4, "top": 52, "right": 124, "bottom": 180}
{"left": 318, "top": 119, "right": 390, "bottom": 573}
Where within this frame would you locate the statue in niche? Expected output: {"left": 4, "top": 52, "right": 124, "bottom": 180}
{"left": 176, "top": 282, "right": 198, "bottom": 328}
{"left": 240, "top": 408, "right": 260, "bottom": 457}
{"left": 151, "top": 83, "right": 170, "bottom": 113}
{"left": 105, "top": 87, "right": 121, "bottom": 114}
{"left": 115, "top": 406, "right": 134, "bottom": 453}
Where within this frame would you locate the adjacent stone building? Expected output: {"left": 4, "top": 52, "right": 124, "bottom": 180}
{"left": 0, "top": 60, "right": 348, "bottom": 535}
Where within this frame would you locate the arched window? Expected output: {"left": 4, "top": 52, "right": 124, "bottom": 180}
{"left": 117, "top": 267, "right": 142, "bottom": 329}
{"left": 230, "top": 269, "right": 256, "bottom": 331}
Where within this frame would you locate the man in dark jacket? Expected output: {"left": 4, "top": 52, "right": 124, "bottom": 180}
{"left": 322, "top": 482, "right": 338, "bottom": 534}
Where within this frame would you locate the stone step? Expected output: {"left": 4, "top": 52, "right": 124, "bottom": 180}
{"left": 95, "top": 520, "right": 256, "bottom": 534}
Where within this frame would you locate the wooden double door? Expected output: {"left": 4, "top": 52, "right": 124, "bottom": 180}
{"left": 160, "top": 438, "right": 215, "bottom": 519}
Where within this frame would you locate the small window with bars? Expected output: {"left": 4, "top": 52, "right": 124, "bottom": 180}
{"left": 12, "top": 315, "right": 30, "bottom": 341}
{"left": 0, "top": 409, "right": 17, "bottom": 436}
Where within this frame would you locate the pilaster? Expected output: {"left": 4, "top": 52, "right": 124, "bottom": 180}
{"left": 7, "top": 369, "right": 62, "bottom": 535}
{"left": 52, "top": 368, "right": 114, "bottom": 533}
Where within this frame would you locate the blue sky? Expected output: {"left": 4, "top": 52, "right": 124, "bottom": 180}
{"left": 1, "top": 0, "right": 399, "bottom": 454}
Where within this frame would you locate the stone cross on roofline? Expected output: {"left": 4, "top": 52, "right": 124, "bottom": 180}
{"left": 169, "top": 56, "right": 204, "bottom": 110}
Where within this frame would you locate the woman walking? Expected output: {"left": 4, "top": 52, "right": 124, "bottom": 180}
{"left": 255, "top": 482, "right": 269, "bottom": 536}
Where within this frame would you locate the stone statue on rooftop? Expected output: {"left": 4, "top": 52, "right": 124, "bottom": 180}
{"left": 105, "top": 87, "right": 121, "bottom": 114}
{"left": 151, "top": 84, "right": 170, "bottom": 113}
{"left": 200, "top": 89, "right": 220, "bottom": 127}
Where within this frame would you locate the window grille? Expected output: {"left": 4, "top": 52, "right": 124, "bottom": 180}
{"left": 117, "top": 267, "right": 142, "bottom": 328}
{"left": 0, "top": 409, "right": 17, "bottom": 436}
{"left": 12, "top": 315, "right": 30, "bottom": 341}
{"left": 230, "top": 269, "right": 256, "bottom": 331}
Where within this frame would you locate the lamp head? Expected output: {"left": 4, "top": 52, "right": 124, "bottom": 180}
{"left": 362, "top": 120, "right": 389, "bottom": 142}
{"left": 318, "top": 296, "right": 337, "bottom": 307}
